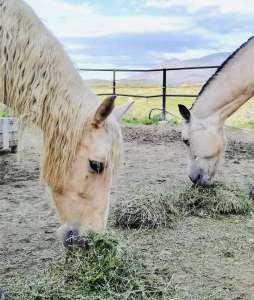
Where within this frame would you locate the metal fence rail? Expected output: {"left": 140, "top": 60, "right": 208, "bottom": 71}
{"left": 79, "top": 66, "right": 220, "bottom": 120}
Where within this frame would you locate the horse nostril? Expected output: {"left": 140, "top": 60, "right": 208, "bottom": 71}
{"left": 189, "top": 173, "right": 202, "bottom": 185}
{"left": 63, "top": 228, "right": 86, "bottom": 250}
{"left": 197, "top": 174, "right": 202, "bottom": 181}
{"left": 64, "top": 229, "right": 77, "bottom": 248}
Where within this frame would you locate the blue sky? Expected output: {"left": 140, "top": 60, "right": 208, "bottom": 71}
{"left": 26, "top": 0, "right": 254, "bottom": 69}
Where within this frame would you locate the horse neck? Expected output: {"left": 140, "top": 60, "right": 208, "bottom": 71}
{"left": 191, "top": 38, "right": 254, "bottom": 124}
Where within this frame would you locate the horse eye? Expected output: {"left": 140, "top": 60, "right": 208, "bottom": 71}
{"left": 89, "top": 160, "right": 104, "bottom": 174}
{"left": 183, "top": 139, "right": 190, "bottom": 146}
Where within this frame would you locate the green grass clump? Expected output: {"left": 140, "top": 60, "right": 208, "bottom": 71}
{"left": 122, "top": 114, "right": 180, "bottom": 126}
{"left": 237, "top": 119, "right": 254, "bottom": 129}
{"left": 0, "top": 111, "right": 9, "bottom": 117}
{"left": 166, "top": 115, "right": 180, "bottom": 125}
{"left": 2, "top": 233, "right": 173, "bottom": 300}
{"left": 0, "top": 104, "right": 10, "bottom": 117}
{"left": 174, "top": 184, "right": 253, "bottom": 216}
{"left": 112, "top": 190, "right": 177, "bottom": 229}
{"left": 122, "top": 116, "right": 157, "bottom": 125}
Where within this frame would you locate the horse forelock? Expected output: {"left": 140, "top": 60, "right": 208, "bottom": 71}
{"left": 0, "top": 0, "right": 122, "bottom": 187}
{"left": 43, "top": 115, "right": 122, "bottom": 188}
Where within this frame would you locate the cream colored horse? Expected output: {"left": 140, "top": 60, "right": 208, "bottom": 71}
{"left": 178, "top": 36, "right": 254, "bottom": 186}
{"left": 0, "top": 0, "right": 133, "bottom": 247}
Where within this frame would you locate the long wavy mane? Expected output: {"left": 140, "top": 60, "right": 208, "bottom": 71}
{"left": 0, "top": 0, "right": 122, "bottom": 186}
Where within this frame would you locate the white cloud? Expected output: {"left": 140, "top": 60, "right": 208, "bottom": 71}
{"left": 145, "top": 0, "right": 254, "bottom": 14}
{"left": 192, "top": 27, "right": 253, "bottom": 51}
{"left": 23, "top": 0, "right": 254, "bottom": 68}
{"left": 150, "top": 49, "right": 218, "bottom": 61}
{"left": 149, "top": 28, "right": 254, "bottom": 63}
{"left": 63, "top": 43, "right": 89, "bottom": 52}
{"left": 25, "top": 0, "right": 192, "bottom": 38}
{"left": 25, "top": 0, "right": 94, "bottom": 19}
{"left": 53, "top": 15, "right": 191, "bottom": 37}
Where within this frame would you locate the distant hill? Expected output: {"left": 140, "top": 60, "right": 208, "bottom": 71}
{"left": 85, "top": 79, "right": 111, "bottom": 85}
{"left": 124, "top": 52, "right": 231, "bottom": 86}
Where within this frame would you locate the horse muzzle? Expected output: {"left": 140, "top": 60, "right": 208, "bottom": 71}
{"left": 189, "top": 173, "right": 211, "bottom": 186}
{"left": 58, "top": 225, "right": 87, "bottom": 250}
{"left": 64, "top": 228, "right": 87, "bottom": 249}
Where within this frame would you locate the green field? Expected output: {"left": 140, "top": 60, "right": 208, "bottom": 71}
{"left": 1, "top": 83, "right": 254, "bottom": 128}
{"left": 90, "top": 83, "right": 254, "bottom": 128}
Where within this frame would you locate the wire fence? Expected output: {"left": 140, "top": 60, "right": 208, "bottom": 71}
{"left": 79, "top": 66, "right": 220, "bottom": 120}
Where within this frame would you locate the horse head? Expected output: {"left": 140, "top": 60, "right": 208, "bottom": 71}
{"left": 51, "top": 96, "right": 133, "bottom": 248}
{"left": 178, "top": 104, "right": 225, "bottom": 186}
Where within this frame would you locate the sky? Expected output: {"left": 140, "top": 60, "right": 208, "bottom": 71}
{"left": 25, "top": 0, "right": 254, "bottom": 70}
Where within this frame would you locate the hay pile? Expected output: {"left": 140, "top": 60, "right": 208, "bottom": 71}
{"left": 112, "top": 184, "right": 253, "bottom": 229}
{"left": 174, "top": 184, "right": 253, "bottom": 216}
{"left": 2, "top": 233, "right": 173, "bottom": 300}
{"left": 111, "top": 190, "right": 177, "bottom": 229}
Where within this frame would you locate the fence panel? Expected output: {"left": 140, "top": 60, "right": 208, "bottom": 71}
{"left": 79, "top": 66, "right": 219, "bottom": 120}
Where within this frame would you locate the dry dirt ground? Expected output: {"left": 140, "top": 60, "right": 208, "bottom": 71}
{"left": 1, "top": 125, "right": 254, "bottom": 299}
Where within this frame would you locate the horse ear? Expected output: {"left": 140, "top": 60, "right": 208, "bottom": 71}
{"left": 114, "top": 98, "right": 135, "bottom": 121}
{"left": 93, "top": 95, "right": 116, "bottom": 127}
{"left": 178, "top": 104, "right": 191, "bottom": 121}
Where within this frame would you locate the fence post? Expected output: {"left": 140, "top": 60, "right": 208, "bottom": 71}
{"left": 113, "top": 70, "right": 116, "bottom": 95}
{"left": 162, "top": 68, "right": 167, "bottom": 120}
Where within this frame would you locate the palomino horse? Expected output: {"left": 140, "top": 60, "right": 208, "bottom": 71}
{"left": 178, "top": 36, "right": 254, "bottom": 186}
{"left": 0, "top": 0, "right": 133, "bottom": 247}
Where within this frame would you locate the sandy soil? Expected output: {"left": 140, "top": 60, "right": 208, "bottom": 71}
{"left": 1, "top": 124, "right": 254, "bottom": 299}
